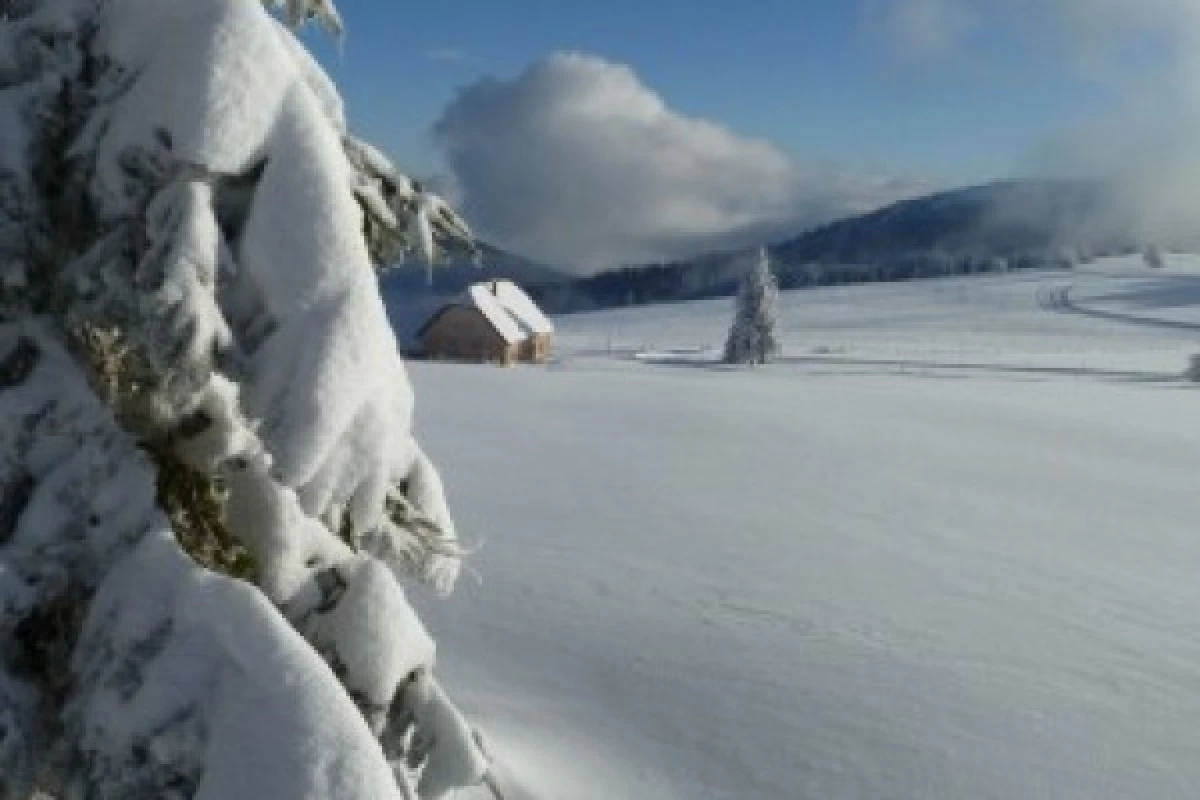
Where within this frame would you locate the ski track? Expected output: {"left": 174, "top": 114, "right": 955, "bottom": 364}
{"left": 403, "top": 255, "right": 1200, "bottom": 799}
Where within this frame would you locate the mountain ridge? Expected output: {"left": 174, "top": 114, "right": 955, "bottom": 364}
{"left": 522, "top": 179, "right": 1151, "bottom": 313}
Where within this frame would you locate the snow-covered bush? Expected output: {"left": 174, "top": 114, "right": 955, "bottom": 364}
{"left": 1144, "top": 246, "right": 1166, "bottom": 269}
{"left": 0, "top": 1, "right": 488, "bottom": 797}
{"left": 724, "top": 247, "right": 781, "bottom": 365}
{"left": 1184, "top": 354, "right": 1200, "bottom": 383}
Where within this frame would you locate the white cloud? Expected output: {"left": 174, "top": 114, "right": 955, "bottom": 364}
{"left": 870, "top": 0, "right": 1200, "bottom": 243}
{"left": 864, "top": 0, "right": 979, "bottom": 59}
{"left": 1046, "top": 1, "right": 1200, "bottom": 243}
{"left": 868, "top": 0, "right": 1197, "bottom": 61}
{"left": 433, "top": 52, "right": 924, "bottom": 273}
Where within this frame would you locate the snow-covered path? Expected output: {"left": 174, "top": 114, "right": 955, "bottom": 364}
{"left": 402, "top": 258, "right": 1200, "bottom": 799}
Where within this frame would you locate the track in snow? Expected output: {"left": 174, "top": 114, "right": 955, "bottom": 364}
{"left": 1038, "top": 280, "right": 1200, "bottom": 332}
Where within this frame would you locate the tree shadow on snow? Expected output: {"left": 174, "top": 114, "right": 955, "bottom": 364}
{"left": 632, "top": 350, "right": 1187, "bottom": 385}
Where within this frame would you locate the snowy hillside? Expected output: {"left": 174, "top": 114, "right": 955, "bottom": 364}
{"left": 397, "top": 256, "right": 1200, "bottom": 799}
{"left": 556, "top": 254, "right": 1200, "bottom": 376}
{"left": 773, "top": 179, "right": 1128, "bottom": 265}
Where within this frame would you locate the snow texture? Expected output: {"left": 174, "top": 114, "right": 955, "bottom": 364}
{"left": 0, "top": 0, "right": 486, "bottom": 797}
{"left": 457, "top": 280, "right": 554, "bottom": 345}
{"left": 0, "top": 325, "right": 403, "bottom": 799}
{"left": 492, "top": 280, "right": 554, "bottom": 336}
{"left": 464, "top": 284, "right": 528, "bottom": 344}
{"left": 79, "top": 0, "right": 467, "bottom": 568}
{"left": 413, "top": 256, "right": 1200, "bottom": 799}
{"left": 69, "top": 533, "right": 404, "bottom": 800}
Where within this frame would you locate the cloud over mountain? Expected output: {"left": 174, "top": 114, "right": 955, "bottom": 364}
{"left": 870, "top": 0, "right": 1200, "bottom": 243}
{"left": 434, "top": 53, "right": 924, "bottom": 273}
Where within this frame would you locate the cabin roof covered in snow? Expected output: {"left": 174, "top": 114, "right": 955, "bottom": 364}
{"left": 465, "top": 283, "right": 526, "bottom": 344}
{"left": 491, "top": 280, "right": 554, "bottom": 336}
{"left": 419, "top": 280, "right": 554, "bottom": 345}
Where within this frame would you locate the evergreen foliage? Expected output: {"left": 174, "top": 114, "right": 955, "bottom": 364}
{"left": 0, "top": 1, "right": 490, "bottom": 797}
{"left": 724, "top": 248, "right": 781, "bottom": 365}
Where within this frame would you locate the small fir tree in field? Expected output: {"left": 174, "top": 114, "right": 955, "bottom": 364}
{"left": 1144, "top": 246, "right": 1166, "bottom": 269}
{"left": 1184, "top": 354, "right": 1200, "bottom": 383}
{"left": 724, "top": 248, "right": 781, "bottom": 365}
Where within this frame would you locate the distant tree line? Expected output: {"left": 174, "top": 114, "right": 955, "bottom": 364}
{"left": 525, "top": 248, "right": 1101, "bottom": 315}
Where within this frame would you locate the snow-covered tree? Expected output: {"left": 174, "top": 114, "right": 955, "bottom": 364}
{"left": 0, "top": 1, "right": 491, "bottom": 798}
{"left": 724, "top": 248, "right": 781, "bottom": 365}
{"left": 1184, "top": 354, "right": 1200, "bottom": 383}
{"left": 1144, "top": 245, "right": 1166, "bottom": 269}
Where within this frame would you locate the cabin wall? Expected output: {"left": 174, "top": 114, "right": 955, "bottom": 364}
{"left": 518, "top": 333, "right": 552, "bottom": 364}
{"left": 421, "top": 307, "right": 514, "bottom": 364}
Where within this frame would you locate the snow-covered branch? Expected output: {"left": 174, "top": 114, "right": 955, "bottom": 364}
{"left": 0, "top": 1, "right": 488, "bottom": 796}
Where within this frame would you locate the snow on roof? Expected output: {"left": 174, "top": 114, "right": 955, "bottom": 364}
{"left": 438, "top": 280, "right": 553, "bottom": 344}
{"left": 465, "top": 283, "right": 526, "bottom": 344}
{"left": 493, "top": 279, "right": 555, "bottom": 336}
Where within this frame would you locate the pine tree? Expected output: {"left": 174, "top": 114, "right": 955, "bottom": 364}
{"left": 724, "top": 248, "right": 781, "bottom": 365}
{"left": 1185, "top": 354, "right": 1200, "bottom": 383}
{"left": 0, "top": 1, "right": 490, "bottom": 798}
{"left": 1144, "top": 245, "right": 1166, "bottom": 269}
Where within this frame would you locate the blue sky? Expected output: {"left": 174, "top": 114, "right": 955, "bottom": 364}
{"left": 308, "top": 0, "right": 1119, "bottom": 184}
{"left": 297, "top": 0, "right": 1193, "bottom": 270}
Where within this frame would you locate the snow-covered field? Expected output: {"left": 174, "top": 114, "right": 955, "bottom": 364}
{"left": 403, "top": 256, "right": 1200, "bottom": 799}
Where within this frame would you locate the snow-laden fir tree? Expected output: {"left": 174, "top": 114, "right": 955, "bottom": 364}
{"left": 724, "top": 248, "right": 781, "bottom": 365}
{"left": 1143, "top": 245, "right": 1166, "bottom": 269}
{"left": 1184, "top": 354, "right": 1200, "bottom": 383}
{"left": 0, "top": 1, "right": 494, "bottom": 798}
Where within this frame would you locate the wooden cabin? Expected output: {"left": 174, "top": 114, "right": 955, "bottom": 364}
{"left": 417, "top": 281, "right": 554, "bottom": 365}
{"left": 420, "top": 304, "right": 519, "bottom": 364}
